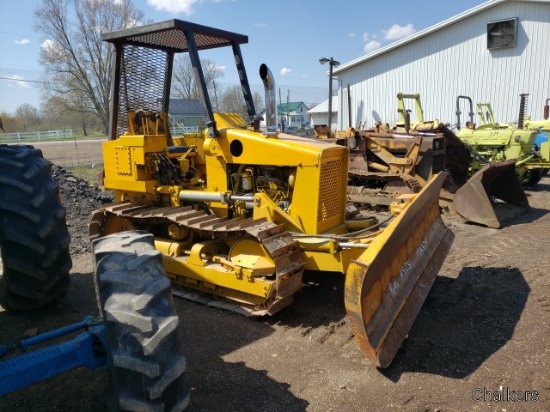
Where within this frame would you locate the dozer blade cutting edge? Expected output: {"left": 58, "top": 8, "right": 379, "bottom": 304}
{"left": 344, "top": 172, "right": 454, "bottom": 368}
{"left": 453, "top": 159, "right": 529, "bottom": 229}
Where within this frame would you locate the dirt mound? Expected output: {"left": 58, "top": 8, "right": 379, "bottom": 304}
{"left": 52, "top": 166, "right": 113, "bottom": 255}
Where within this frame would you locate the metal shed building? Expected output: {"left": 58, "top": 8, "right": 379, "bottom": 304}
{"left": 333, "top": 0, "right": 550, "bottom": 130}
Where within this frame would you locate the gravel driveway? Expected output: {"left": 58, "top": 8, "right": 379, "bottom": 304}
{"left": 0, "top": 161, "right": 548, "bottom": 412}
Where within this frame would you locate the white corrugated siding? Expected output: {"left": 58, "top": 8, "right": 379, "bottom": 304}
{"left": 336, "top": 1, "right": 550, "bottom": 129}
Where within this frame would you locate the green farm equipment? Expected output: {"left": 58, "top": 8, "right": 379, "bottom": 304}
{"left": 523, "top": 97, "right": 550, "bottom": 174}
{"left": 455, "top": 94, "right": 550, "bottom": 185}
{"left": 389, "top": 93, "right": 529, "bottom": 228}
{"left": 316, "top": 93, "right": 528, "bottom": 228}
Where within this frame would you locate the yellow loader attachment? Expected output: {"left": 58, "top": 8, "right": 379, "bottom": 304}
{"left": 345, "top": 172, "right": 454, "bottom": 368}
{"left": 453, "top": 159, "right": 529, "bottom": 229}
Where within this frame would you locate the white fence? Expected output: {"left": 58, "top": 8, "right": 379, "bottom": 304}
{"left": 0, "top": 126, "right": 199, "bottom": 143}
{"left": 170, "top": 126, "right": 200, "bottom": 135}
{"left": 0, "top": 129, "right": 73, "bottom": 142}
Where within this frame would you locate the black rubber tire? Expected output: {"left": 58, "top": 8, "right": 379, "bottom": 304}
{"left": 0, "top": 144, "right": 72, "bottom": 310}
{"left": 522, "top": 168, "right": 543, "bottom": 186}
{"left": 92, "top": 231, "right": 189, "bottom": 412}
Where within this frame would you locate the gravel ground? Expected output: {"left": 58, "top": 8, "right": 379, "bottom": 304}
{"left": 0, "top": 165, "right": 548, "bottom": 412}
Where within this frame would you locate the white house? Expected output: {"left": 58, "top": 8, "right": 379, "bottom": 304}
{"left": 331, "top": 0, "right": 550, "bottom": 130}
{"left": 308, "top": 96, "right": 339, "bottom": 128}
{"left": 260, "top": 101, "right": 311, "bottom": 130}
{"left": 277, "top": 102, "right": 310, "bottom": 129}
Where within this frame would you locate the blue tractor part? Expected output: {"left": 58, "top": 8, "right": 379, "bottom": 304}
{"left": 534, "top": 130, "right": 548, "bottom": 149}
{"left": 0, "top": 231, "right": 190, "bottom": 410}
{"left": 0, "top": 317, "right": 108, "bottom": 396}
{"left": 534, "top": 131, "right": 549, "bottom": 176}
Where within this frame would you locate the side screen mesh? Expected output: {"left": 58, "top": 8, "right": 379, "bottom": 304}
{"left": 116, "top": 45, "right": 170, "bottom": 138}
{"left": 318, "top": 158, "right": 344, "bottom": 223}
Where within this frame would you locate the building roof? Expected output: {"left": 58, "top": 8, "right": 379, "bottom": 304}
{"left": 168, "top": 99, "right": 205, "bottom": 116}
{"left": 308, "top": 97, "right": 339, "bottom": 114}
{"left": 277, "top": 102, "right": 307, "bottom": 114}
{"left": 334, "top": 0, "right": 547, "bottom": 74}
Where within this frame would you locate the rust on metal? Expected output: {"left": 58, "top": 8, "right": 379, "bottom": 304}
{"left": 344, "top": 172, "right": 454, "bottom": 368}
{"left": 453, "top": 159, "right": 529, "bottom": 228}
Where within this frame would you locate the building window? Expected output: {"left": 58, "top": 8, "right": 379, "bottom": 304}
{"left": 487, "top": 18, "right": 518, "bottom": 50}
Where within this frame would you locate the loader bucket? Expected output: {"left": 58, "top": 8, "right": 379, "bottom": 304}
{"left": 453, "top": 159, "right": 529, "bottom": 229}
{"left": 344, "top": 172, "right": 454, "bottom": 368}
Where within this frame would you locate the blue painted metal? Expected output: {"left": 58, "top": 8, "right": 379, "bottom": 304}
{"left": 535, "top": 130, "right": 548, "bottom": 148}
{"left": 0, "top": 317, "right": 108, "bottom": 396}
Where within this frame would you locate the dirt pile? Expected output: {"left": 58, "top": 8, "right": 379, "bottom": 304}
{"left": 52, "top": 166, "right": 113, "bottom": 255}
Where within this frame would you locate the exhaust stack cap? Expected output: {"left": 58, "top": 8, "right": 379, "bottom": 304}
{"left": 260, "top": 64, "right": 277, "bottom": 136}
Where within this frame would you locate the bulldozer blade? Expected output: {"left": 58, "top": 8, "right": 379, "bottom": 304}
{"left": 344, "top": 172, "right": 454, "bottom": 368}
{"left": 453, "top": 159, "right": 529, "bottom": 228}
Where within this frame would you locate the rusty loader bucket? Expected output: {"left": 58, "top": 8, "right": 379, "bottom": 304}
{"left": 453, "top": 159, "right": 529, "bottom": 229}
{"left": 344, "top": 173, "right": 454, "bottom": 368}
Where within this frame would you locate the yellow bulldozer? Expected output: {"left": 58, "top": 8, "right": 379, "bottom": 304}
{"left": 90, "top": 19, "right": 454, "bottom": 368}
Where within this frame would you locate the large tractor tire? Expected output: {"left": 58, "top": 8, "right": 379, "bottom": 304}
{"left": 0, "top": 144, "right": 72, "bottom": 310}
{"left": 522, "top": 168, "right": 542, "bottom": 186}
{"left": 92, "top": 231, "right": 189, "bottom": 412}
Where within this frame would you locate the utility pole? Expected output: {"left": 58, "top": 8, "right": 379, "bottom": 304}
{"left": 319, "top": 57, "right": 340, "bottom": 133}
{"left": 287, "top": 90, "right": 290, "bottom": 129}
{"left": 279, "top": 88, "right": 284, "bottom": 131}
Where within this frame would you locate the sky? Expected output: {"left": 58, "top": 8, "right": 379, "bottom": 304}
{"left": 0, "top": 0, "right": 487, "bottom": 114}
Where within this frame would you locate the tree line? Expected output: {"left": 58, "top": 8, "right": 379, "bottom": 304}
{"left": 1, "top": 0, "right": 264, "bottom": 136}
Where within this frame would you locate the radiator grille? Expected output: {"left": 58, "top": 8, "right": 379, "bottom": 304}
{"left": 318, "top": 158, "right": 344, "bottom": 223}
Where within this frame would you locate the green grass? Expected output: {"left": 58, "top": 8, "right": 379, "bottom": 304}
{"left": 66, "top": 164, "right": 104, "bottom": 184}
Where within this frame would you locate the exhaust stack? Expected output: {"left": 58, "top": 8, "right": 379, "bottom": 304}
{"left": 517, "top": 93, "right": 529, "bottom": 129}
{"left": 260, "top": 64, "right": 277, "bottom": 134}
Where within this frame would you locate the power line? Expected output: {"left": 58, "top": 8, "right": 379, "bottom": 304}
{"left": 0, "top": 76, "right": 48, "bottom": 85}
{"left": 0, "top": 75, "right": 66, "bottom": 87}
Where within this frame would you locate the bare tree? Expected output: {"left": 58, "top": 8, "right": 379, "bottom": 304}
{"left": 41, "top": 95, "right": 102, "bottom": 135}
{"left": 15, "top": 104, "right": 41, "bottom": 131}
{"left": 218, "top": 85, "right": 264, "bottom": 121}
{"left": 219, "top": 85, "right": 248, "bottom": 119}
{"left": 34, "top": 0, "right": 144, "bottom": 134}
{"left": 172, "top": 55, "right": 225, "bottom": 103}
{"left": 252, "top": 90, "right": 265, "bottom": 117}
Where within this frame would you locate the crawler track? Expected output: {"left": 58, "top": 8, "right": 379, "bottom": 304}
{"left": 90, "top": 202, "right": 305, "bottom": 316}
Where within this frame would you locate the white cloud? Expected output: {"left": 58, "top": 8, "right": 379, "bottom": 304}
{"left": 41, "top": 39, "right": 65, "bottom": 59}
{"left": 41, "top": 39, "right": 55, "bottom": 50}
{"left": 254, "top": 23, "right": 268, "bottom": 28}
{"left": 6, "top": 75, "right": 30, "bottom": 89}
{"left": 362, "top": 32, "right": 381, "bottom": 53}
{"left": 280, "top": 67, "right": 291, "bottom": 76}
{"left": 15, "top": 39, "right": 30, "bottom": 46}
{"left": 123, "top": 18, "right": 142, "bottom": 29}
{"left": 363, "top": 32, "right": 376, "bottom": 43}
{"left": 146, "top": 0, "right": 202, "bottom": 15}
{"left": 364, "top": 40, "right": 381, "bottom": 53}
{"left": 41, "top": 39, "right": 57, "bottom": 51}
{"left": 383, "top": 23, "right": 416, "bottom": 41}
